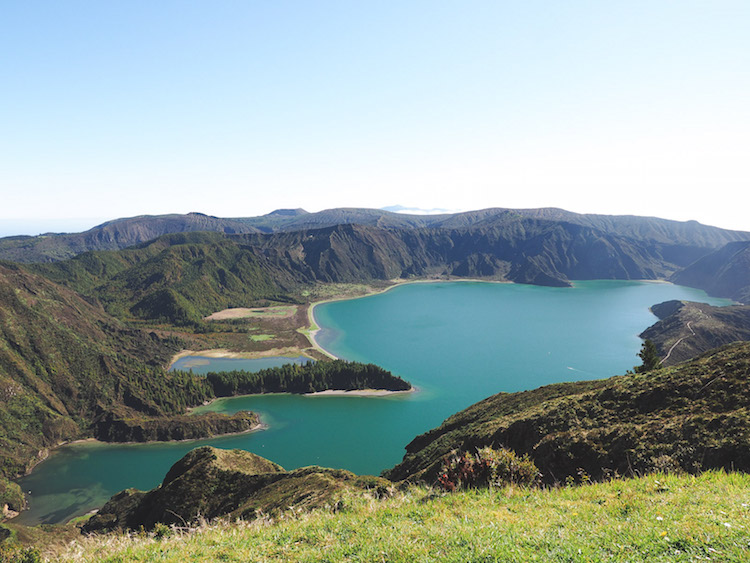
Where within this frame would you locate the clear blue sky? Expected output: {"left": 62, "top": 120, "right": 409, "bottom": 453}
{"left": 2, "top": 1, "right": 749, "bottom": 235}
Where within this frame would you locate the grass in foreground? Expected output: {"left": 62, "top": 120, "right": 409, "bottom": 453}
{"left": 46, "top": 470, "right": 750, "bottom": 562}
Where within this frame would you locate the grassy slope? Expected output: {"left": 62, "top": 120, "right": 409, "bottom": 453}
{"left": 46, "top": 470, "right": 750, "bottom": 562}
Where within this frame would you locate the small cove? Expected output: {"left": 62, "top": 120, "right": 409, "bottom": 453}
{"left": 13, "top": 280, "right": 734, "bottom": 525}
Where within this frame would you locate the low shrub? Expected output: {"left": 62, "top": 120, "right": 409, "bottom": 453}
{"left": 437, "top": 446, "right": 540, "bottom": 492}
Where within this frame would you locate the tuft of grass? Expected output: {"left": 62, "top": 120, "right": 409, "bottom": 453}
{"left": 51, "top": 470, "right": 750, "bottom": 562}
{"left": 249, "top": 334, "right": 274, "bottom": 342}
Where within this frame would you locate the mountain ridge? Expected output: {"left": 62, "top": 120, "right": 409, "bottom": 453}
{"left": 2, "top": 207, "right": 747, "bottom": 264}
{"left": 670, "top": 240, "right": 750, "bottom": 304}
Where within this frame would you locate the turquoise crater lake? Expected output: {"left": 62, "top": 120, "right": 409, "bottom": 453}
{"left": 14, "top": 281, "right": 733, "bottom": 525}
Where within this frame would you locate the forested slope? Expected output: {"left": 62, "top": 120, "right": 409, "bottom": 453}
{"left": 0, "top": 263, "right": 232, "bottom": 479}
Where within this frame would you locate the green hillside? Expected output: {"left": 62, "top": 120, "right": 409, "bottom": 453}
{"left": 0, "top": 263, "right": 218, "bottom": 479}
{"left": 386, "top": 342, "right": 750, "bottom": 484}
{"left": 642, "top": 300, "right": 750, "bottom": 365}
{"left": 28, "top": 232, "right": 302, "bottom": 325}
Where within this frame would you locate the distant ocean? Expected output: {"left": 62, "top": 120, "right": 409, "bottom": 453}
{"left": 0, "top": 218, "right": 107, "bottom": 238}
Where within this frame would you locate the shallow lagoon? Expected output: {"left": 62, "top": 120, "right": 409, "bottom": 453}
{"left": 14, "top": 281, "right": 733, "bottom": 525}
{"left": 170, "top": 355, "right": 311, "bottom": 374}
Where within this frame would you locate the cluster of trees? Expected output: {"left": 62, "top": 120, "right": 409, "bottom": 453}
{"left": 196, "top": 360, "right": 412, "bottom": 396}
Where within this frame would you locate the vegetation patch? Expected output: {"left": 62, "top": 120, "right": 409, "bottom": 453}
{"left": 437, "top": 447, "right": 540, "bottom": 491}
{"left": 248, "top": 334, "right": 274, "bottom": 342}
{"left": 0, "top": 479, "right": 23, "bottom": 516}
{"left": 202, "top": 360, "right": 411, "bottom": 396}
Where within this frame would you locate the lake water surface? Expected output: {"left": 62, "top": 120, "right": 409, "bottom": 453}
{"left": 14, "top": 281, "right": 733, "bottom": 525}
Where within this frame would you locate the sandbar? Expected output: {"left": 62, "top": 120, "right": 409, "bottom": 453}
{"left": 204, "top": 306, "right": 297, "bottom": 321}
{"left": 304, "top": 388, "right": 415, "bottom": 397}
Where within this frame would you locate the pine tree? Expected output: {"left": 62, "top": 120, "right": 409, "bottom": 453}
{"left": 634, "top": 339, "right": 662, "bottom": 373}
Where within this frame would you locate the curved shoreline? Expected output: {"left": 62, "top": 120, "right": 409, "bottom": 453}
{"left": 191, "top": 387, "right": 417, "bottom": 415}
{"left": 303, "top": 277, "right": 512, "bottom": 359}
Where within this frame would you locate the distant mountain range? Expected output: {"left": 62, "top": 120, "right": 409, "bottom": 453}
{"left": 2, "top": 207, "right": 747, "bottom": 263}
{"left": 3, "top": 207, "right": 749, "bottom": 309}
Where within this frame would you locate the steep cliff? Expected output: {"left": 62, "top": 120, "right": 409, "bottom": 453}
{"left": 671, "top": 241, "right": 750, "bottom": 304}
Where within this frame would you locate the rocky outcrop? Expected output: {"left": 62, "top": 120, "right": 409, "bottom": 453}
{"left": 83, "top": 447, "right": 392, "bottom": 532}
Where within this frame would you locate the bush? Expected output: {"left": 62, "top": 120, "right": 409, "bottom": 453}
{"left": 437, "top": 447, "right": 540, "bottom": 492}
{"left": 0, "top": 544, "right": 42, "bottom": 563}
{"left": 152, "top": 522, "right": 174, "bottom": 540}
